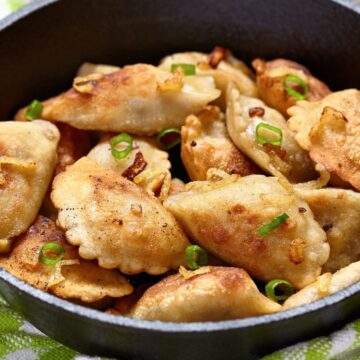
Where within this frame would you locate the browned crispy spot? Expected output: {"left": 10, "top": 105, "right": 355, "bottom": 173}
{"left": 263, "top": 144, "right": 287, "bottom": 160}
{"left": 289, "top": 238, "right": 307, "bottom": 264}
{"left": 208, "top": 47, "right": 227, "bottom": 68}
{"left": 246, "top": 235, "right": 267, "bottom": 256}
{"left": 248, "top": 107, "right": 265, "bottom": 117}
{"left": 219, "top": 269, "right": 246, "bottom": 289}
{"left": 199, "top": 223, "right": 231, "bottom": 245}
{"left": 322, "top": 223, "right": 333, "bottom": 232}
{"left": 121, "top": 151, "right": 147, "bottom": 181}
{"left": 230, "top": 204, "right": 246, "bottom": 214}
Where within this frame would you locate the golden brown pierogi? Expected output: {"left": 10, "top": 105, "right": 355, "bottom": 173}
{"left": 226, "top": 83, "right": 316, "bottom": 183}
{"left": 164, "top": 175, "right": 329, "bottom": 289}
{"left": 288, "top": 89, "right": 360, "bottom": 190}
{"left": 0, "top": 216, "right": 133, "bottom": 303}
{"left": 159, "top": 50, "right": 257, "bottom": 108}
{"left": 283, "top": 261, "right": 360, "bottom": 309}
{"left": 88, "top": 136, "right": 170, "bottom": 181}
{"left": 0, "top": 120, "right": 59, "bottom": 252}
{"left": 51, "top": 157, "right": 190, "bottom": 275}
{"left": 132, "top": 266, "right": 281, "bottom": 322}
{"left": 252, "top": 58, "right": 331, "bottom": 116}
{"left": 20, "top": 64, "right": 220, "bottom": 135}
{"left": 14, "top": 111, "right": 92, "bottom": 177}
{"left": 299, "top": 188, "right": 360, "bottom": 273}
{"left": 181, "top": 106, "right": 260, "bottom": 180}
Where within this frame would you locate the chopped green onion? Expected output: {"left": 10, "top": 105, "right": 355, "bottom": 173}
{"left": 156, "top": 127, "right": 181, "bottom": 150}
{"left": 39, "top": 242, "right": 65, "bottom": 266}
{"left": 111, "top": 133, "right": 133, "bottom": 160}
{"left": 25, "top": 100, "right": 43, "bottom": 121}
{"left": 258, "top": 213, "right": 289, "bottom": 236}
{"left": 284, "top": 75, "right": 308, "bottom": 101}
{"left": 256, "top": 122, "right": 283, "bottom": 147}
{"left": 171, "top": 63, "right": 196, "bottom": 76}
{"left": 185, "top": 245, "right": 208, "bottom": 270}
{"left": 265, "top": 279, "right": 294, "bottom": 301}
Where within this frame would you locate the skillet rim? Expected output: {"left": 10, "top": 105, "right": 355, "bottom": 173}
{"left": 0, "top": 0, "right": 360, "bottom": 335}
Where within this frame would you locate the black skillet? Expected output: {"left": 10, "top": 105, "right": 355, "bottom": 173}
{"left": 0, "top": 0, "right": 360, "bottom": 359}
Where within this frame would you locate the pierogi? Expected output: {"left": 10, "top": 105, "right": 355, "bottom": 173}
{"left": 0, "top": 120, "right": 59, "bottom": 252}
{"left": 51, "top": 157, "right": 190, "bottom": 275}
{"left": 164, "top": 174, "right": 329, "bottom": 289}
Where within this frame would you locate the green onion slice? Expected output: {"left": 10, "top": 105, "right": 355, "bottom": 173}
{"left": 256, "top": 122, "right": 283, "bottom": 147}
{"left": 39, "top": 242, "right": 65, "bottom": 266}
{"left": 258, "top": 213, "right": 289, "bottom": 236}
{"left": 156, "top": 127, "right": 181, "bottom": 150}
{"left": 265, "top": 279, "right": 295, "bottom": 301}
{"left": 171, "top": 63, "right": 196, "bottom": 76}
{"left": 185, "top": 245, "right": 208, "bottom": 270}
{"left": 284, "top": 75, "right": 308, "bottom": 101}
{"left": 111, "top": 133, "right": 133, "bottom": 160}
{"left": 25, "top": 100, "right": 43, "bottom": 121}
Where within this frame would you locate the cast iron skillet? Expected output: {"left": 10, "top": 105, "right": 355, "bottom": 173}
{"left": 0, "top": 0, "right": 360, "bottom": 359}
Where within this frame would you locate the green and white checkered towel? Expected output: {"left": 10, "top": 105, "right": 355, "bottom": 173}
{"left": 1, "top": 0, "right": 360, "bottom": 359}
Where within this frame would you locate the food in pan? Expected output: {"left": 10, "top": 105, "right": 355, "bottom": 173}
{"left": 0, "top": 216, "right": 133, "bottom": 303}
{"left": 1, "top": 46, "right": 360, "bottom": 322}
{"left": 181, "top": 105, "right": 260, "bottom": 180}
{"left": 88, "top": 134, "right": 171, "bottom": 180}
{"left": 299, "top": 188, "right": 360, "bottom": 273}
{"left": 51, "top": 157, "right": 190, "bottom": 275}
{"left": 132, "top": 266, "right": 281, "bottom": 321}
{"left": 288, "top": 89, "right": 360, "bottom": 190}
{"left": 283, "top": 260, "right": 360, "bottom": 309}
{"left": 16, "top": 64, "right": 220, "bottom": 135}
{"left": 226, "top": 83, "right": 317, "bottom": 183}
{"left": 0, "top": 120, "right": 59, "bottom": 252}
{"left": 252, "top": 58, "right": 331, "bottom": 116}
{"left": 159, "top": 49, "right": 258, "bottom": 108}
{"left": 164, "top": 173, "right": 329, "bottom": 289}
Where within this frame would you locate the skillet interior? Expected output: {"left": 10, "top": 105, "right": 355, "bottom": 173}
{"left": 0, "top": 0, "right": 360, "bottom": 358}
